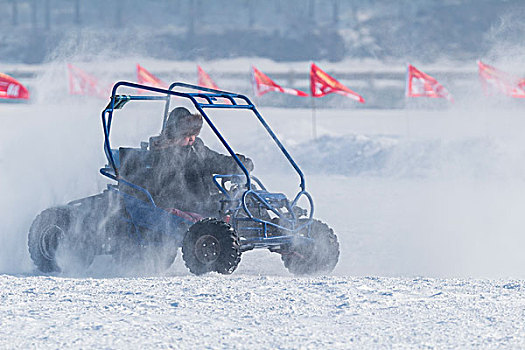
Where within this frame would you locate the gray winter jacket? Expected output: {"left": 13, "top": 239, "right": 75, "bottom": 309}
{"left": 144, "top": 137, "right": 253, "bottom": 214}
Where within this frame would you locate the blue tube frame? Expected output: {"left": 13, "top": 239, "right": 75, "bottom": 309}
{"left": 101, "top": 81, "right": 306, "bottom": 192}
{"left": 100, "top": 81, "right": 314, "bottom": 242}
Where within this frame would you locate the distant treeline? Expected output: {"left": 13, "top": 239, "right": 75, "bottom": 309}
{"left": 0, "top": 0, "right": 523, "bottom": 64}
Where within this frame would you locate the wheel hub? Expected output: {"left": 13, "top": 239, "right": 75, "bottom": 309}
{"left": 194, "top": 235, "right": 221, "bottom": 265}
{"left": 39, "top": 225, "right": 64, "bottom": 261}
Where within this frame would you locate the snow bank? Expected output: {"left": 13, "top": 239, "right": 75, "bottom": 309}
{"left": 290, "top": 134, "right": 523, "bottom": 179}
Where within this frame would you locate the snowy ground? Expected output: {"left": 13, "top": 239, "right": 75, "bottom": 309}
{"left": 2, "top": 275, "right": 525, "bottom": 348}
{"left": 2, "top": 94, "right": 525, "bottom": 347}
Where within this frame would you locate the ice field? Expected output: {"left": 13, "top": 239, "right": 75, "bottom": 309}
{"left": 2, "top": 96, "right": 525, "bottom": 347}
{"left": 2, "top": 275, "right": 525, "bottom": 348}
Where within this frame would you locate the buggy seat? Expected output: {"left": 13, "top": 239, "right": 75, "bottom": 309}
{"left": 118, "top": 147, "right": 154, "bottom": 201}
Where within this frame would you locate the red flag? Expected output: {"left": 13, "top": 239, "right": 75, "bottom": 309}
{"left": 252, "top": 66, "right": 308, "bottom": 97}
{"left": 405, "top": 64, "right": 453, "bottom": 102}
{"left": 0, "top": 72, "right": 29, "bottom": 100}
{"left": 310, "top": 63, "right": 364, "bottom": 103}
{"left": 67, "top": 64, "right": 107, "bottom": 98}
{"left": 478, "top": 60, "right": 525, "bottom": 98}
{"left": 197, "top": 65, "right": 220, "bottom": 90}
{"left": 137, "top": 64, "right": 167, "bottom": 89}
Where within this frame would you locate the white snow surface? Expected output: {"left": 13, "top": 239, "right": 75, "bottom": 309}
{"left": 2, "top": 89, "right": 525, "bottom": 347}
{"left": 2, "top": 274, "right": 525, "bottom": 348}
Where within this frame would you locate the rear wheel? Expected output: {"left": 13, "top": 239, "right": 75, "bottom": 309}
{"left": 182, "top": 218, "right": 241, "bottom": 275}
{"left": 281, "top": 219, "right": 339, "bottom": 275}
{"left": 28, "top": 207, "right": 95, "bottom": 273}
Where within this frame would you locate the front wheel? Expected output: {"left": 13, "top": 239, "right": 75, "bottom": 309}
{"left": 182, "top": 218, "right": 241, "bottom": 275}
{"left": 281, "top": 219, "right": 340, "bottom": 275}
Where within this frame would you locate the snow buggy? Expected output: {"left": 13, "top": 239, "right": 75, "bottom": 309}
{"left": 28, "top": 82, "right": 339, "bottom": 275}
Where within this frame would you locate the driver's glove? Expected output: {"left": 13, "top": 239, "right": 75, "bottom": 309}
{"left": 236, "top": 154, "right": 254, "bottom": 172}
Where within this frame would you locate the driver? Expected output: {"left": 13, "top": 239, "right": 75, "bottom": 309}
{"left": 147, "top": 107, "right": 254, "bottom": 216}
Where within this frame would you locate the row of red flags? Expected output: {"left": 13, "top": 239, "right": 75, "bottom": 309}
{"left": 2, "top": 61, "right": 524, "bottom": 102}
{"left": 406, "top": 61, "right": 525, "bottom": 101}
{"left": 66, "top": 63, "right": 368, "bottom": 102}
{"left": 137, "top": 63, "right": 365, "bottom": 102}
{"left": 62, "top": 61, "right": 525, "bottom": 103}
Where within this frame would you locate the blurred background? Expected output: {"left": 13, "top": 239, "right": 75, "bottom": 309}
{"left": 1, "top": 0, "right": 523, "bottom": 63}
{"left": 2, "top": 0, "right": 525, "bottom": 108}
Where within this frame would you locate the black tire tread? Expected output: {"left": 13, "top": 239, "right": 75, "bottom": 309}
{"left": 28, "top": 206, "right": 95, "bottom": 273}
{"left": 28, "top": 207, "right": 72, "bottom": 272}
{"left": 281, "top": 219, "right": 340, "bottom": 275}
{"left": 182, "top": 218, "right": 241, "bottom": 275}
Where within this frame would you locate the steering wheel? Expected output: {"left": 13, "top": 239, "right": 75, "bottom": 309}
{"left": 219, "top": 175, "right": 245, "bottom": 199}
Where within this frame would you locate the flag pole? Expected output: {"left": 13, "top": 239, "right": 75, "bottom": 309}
{"left": 404, "top": 63, "right": 411, "bottom": 137}
{"left": 309, "top": 62, "right": 317, "bottom": 140}
{"left": 404, "top": 63, "right": 409, "bottom": 109}
{"left": 250, "top": 66, "right": 260, "bottom": 106}
{"left": 311, "top": 95, "right": 317, "bottom": 140}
